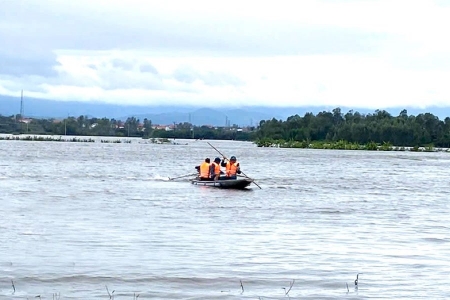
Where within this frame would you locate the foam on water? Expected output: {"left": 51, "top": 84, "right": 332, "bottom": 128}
{"left": 152, "top": 174, "right": 170, "bottom": 181}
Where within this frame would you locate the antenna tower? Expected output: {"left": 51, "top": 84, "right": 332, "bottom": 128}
{"left": 20, "top": 90, "right": 24, "bottom": 120}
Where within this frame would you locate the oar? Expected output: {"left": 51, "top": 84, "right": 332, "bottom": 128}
{"left": 169, "top": 173, "right": 197, "bottom": 181}
{"left": 207, "top": 142, "right": 262, "bottom": 189}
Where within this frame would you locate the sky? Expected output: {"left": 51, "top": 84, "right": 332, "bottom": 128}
{"left": 1, "top": 0, "right": 450, "bottom": 109}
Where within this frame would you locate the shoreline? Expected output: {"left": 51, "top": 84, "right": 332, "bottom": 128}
{"left": 1, "top": 134, "right": 448, "bottom": 152}
{"left": 256, "top": 139, "right": 449, "bottom": 152}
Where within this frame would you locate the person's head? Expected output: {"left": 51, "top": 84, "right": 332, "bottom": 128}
{"left": 214, "top": 157, "right": 221, "bottom": 163}
{"left": 205, "top": 158, "right": 210, "bottom": 163}
{"left": 230, "top": 156, "right": 236, "bottom": 162}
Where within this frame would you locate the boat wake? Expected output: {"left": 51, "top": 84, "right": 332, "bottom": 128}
{"left": 150, "top": 175, "right": 170, "bottom": 181}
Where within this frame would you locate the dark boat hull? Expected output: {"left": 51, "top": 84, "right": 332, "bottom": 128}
{"left": 190, "top": 177, "right": 253, "bottom": 189}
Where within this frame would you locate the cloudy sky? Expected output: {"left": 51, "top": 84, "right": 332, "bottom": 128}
{"left": 1, "top": 0, "right": 450, "bottom": 109}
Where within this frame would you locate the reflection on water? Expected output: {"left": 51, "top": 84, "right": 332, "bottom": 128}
{"left": 1, "top": 138, "right": 450, "bottom": 299}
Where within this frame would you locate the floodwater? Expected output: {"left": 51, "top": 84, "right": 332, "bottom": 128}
{"left": 1, "top": 137, "right": 450, "bottom": 299}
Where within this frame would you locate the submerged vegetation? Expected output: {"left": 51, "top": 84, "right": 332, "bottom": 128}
{"left": 255, "top": 138, "right": 445, "bottom": 152}
{"left": 0, "top": 135, "right": 96, "bottom": 142}
{"left": 0, "top": 135, "right": 190, "bottom": 145}
{"left": 0, "top": 135, "right": 135, "bottom": 143}
{"left": 7, "top": 275, "right": 361, "bottom": 298}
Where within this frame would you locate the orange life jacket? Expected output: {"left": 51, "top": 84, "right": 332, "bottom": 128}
{"left": 200, "top": 162, "right": 210, "bottom": 178}
{"left": 226, "top": 161, "right": 238, "bottom": 176}
{"left": 212, "top": 162, "right": 221, "bottom": 176}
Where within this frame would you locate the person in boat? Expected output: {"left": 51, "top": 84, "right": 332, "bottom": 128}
{"left": 210, "top": 157, "right": 224, "bottom": 180}
{"left": 195, "top": 158, "right": 212, "bottom": 181}
{"left": 220, "top": 155, "right": 241, "bottom": 180}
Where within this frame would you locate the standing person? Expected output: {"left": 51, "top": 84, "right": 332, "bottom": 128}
{"left": 210, "top": 157, "right": 223, "bottom": 180}
{"left": 195, "top": 158, "right": 211, "bottom": 181}
{"left": 221, "top": 156, "right": 241, "bottom": 179}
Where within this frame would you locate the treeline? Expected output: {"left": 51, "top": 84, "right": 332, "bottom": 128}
{"left": 0, "top": 115, "right": 256, "bottom": 140}
{"left": 256, "top": 108, "right": 450, "bottom": 147}
{"left": 0, "top": 115, "right": 152, "bottom": 137}
{"left": 153, "top": 122, "right": 255, "bottom": 141}
{"left": 3, "top": 108, "right": 450, "bottom": 147}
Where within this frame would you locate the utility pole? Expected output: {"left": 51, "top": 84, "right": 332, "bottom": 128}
{"left": 20, "top": 89, "right": 24, "bottom": 133}
{"left": 190, "top": 114, "right": 194, "bottom": 139}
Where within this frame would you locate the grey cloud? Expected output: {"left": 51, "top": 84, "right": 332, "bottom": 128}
{"left": 55, "top": 72, "right": 99, "bottom": 88}
{"left": 0, "top": 49, "right": 60, "bottom": 77}
{"left": 202, "top": 72, "right": 244, "bottom": 87}
{"left": 139, "top": 63, "right": 159, "bottom": 74}
{"left": 43, "top": 68, "right": 165, "bottom": 91}
{"left": 173, "top": 67, "right": 199, "bottom": 84}
{"left": 0, "top": 74, "right": 50, "bottom": 94}
{"left": 111, "top": 59, "right": 135, "bottom": 71}
{"left": 172, "top": 67, "right": 244, "bottom": 87}
{"left": 0, "top": 1, "right": 385, "bottom": 59}
{"left": 98, "top": 70, "right": 164, "bottom": 91}
{"left": 0, "top": 0, "right": 389, "bottom": 93}
{"left": 20, "top": 84, "right": 48, "bottom": 94}
{"left": 0, "top": 3, "right": 62, "bottom": 78}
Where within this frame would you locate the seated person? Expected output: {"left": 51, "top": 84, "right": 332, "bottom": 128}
{"left": 220, "top": 156, "right": 241, "bottom": 180}
{"left": 210, "top": 157, "right": 224, "bottom": 180}
{"left": 195, "top": 158, "right": 212, "bottom": 181}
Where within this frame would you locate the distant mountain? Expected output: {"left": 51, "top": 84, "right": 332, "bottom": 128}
{"left": 0, "top": 94, "right": 197, "bottom": 119}
{"left": 130, "top": 107, "right": 277, "bottom": 126}
{"left": 2, "top": 94, "right": 450, "bottom": 126}
{"left": 0, "top": 95, "right": 279, "bottom": 126}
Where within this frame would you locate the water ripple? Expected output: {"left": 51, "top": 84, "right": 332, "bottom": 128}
{"left": 1, "top": 140, "right": 450, "bottom": 298}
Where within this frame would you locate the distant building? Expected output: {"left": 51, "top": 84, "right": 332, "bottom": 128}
{"left": 152, "top": 125, "right": 173, "bottom": 131}
{"left": 19, "top": 118, "right": 32, "bottom": 124}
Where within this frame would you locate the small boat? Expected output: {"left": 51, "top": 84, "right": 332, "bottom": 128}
{"left": 190, "top": 177, "right": 254, "bottom": 189}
